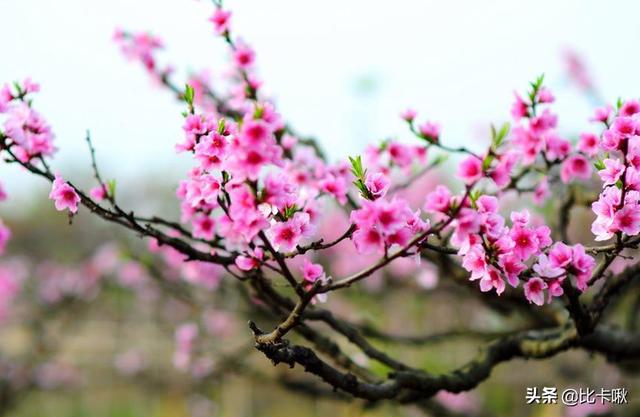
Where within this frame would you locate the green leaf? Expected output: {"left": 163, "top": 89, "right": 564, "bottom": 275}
{"left": 482, "top": 154, "right": 494, "bottom": 171}
{"left": 431, "top": 154, "right": 448, "bottom": 166}
{"left": 349, "top": 155, "right": 365, "bottom": 179}
{"left": 593, "top": 158, "right": 606, "bottom": 171}
{"left": 469, "top": 189, "right": 482, "bottom": 208}
{"left": 253, "top": 105, "right": 264, "bottom": 119}
{"left": 184, "top": 84, "right": 195, "bottom": 106}
{"left": 217, "top": 118, "right": 226, "bottom": 134}
{"left": 107, "top": 179, "right": 117, "bottom": 197}
{"left": 490, "top": 122, "right": 510, "bottom": 150}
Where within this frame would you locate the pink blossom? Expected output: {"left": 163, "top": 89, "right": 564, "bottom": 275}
{"left": 0, "top": 84, "right": 12, "bottom": 112}
{"left": 600, "top": 129, "right": 620, "bottom": 151}
{"left": 498, "top": 254, "right": 525, "bottom": 287}
{"left": 479, "top": 267, "right": 505, "bottom": 295}
{"left": 192, "top": 214, "right": 216, "bottom": 240}
{"left": 209, "top": 8, "right": 232, "bottom": 35}
{"left": 577, "top": 132, "right": 599, "bottom": 156}
{"left": 511, "top": 92, "right": 529, "bottom": 120}
{"left": 418, "top": 121, "right": 440, "bottom": 141}
{"left": 457, "top": 156, "right": 483, "bottom": 184}
{"left": 612, "top": 116, "right": 636, "bottom": 138}
{"left": 90, "top": 185, "right": 107, "bottom": 202}
{"left": 612, "top": 204, "right": 640, "bottom": 236}
{"left": 524, "top": 277, "right": 547, "bottom": 306}
{"left": 424, "top": 185, "right": 452, "bottom": 214}
{"left": 269, "top": 212, "right": 313, "bottom": 252}
{"left": 533, "top": 254, "right": 564, "bottom": 278}
{"left": 235, "top": 248, "right": 263, "bottom": 271}
{"left": 537, "top": 87, "right": 555, "bottom": 104}
{"left": 49, "top": 175, "right": 80, "bottom": 214}
{"left": 533, "top": 177, "right": 550, "bottom": 205}
{"left": 233, "top": 43, "right": 255, "bottom": 68}
{"left": 364, "top": 172, "right": 390, "bottom": 199}
{"left": 301, "top": 258, "right": 324, "bottom": 283}
{"left": 387, "top": 142, "right": 413, "bottom": 167}
{"left": 476, "top": 195, "right": 498, "bottom": 214}
{"left": 319, "top": 175, "right": 348, "bottom": 205}
{"left": 400, "top": 108, "right": 417, "bottom": 122}
{"left": 462, "top": 245, "right": 487, "bottom": 280}
{"left": 548, "top": 242, "right": 572, "bottom": 268}
{"left": 560, "top": 154, "right": 591, "bottom": 183}
{"left": 598, "top": 158, "right": 625, "bottom": 185}
{"left": 570, "top": 244, "right": 595, "bottom": 291}
{"left": 352, "top": 226, "right": 384, "bottom": 255}
{"left": 544, "top": 134, "right": 571, "bottom": 161}
{"left": 590, "top": 105, "right": 613, "bottom": 124}
{"left": 509, "top": 226, "right": 538, "bottom": 260}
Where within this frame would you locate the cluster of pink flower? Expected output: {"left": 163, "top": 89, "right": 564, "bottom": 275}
{"left": 113, "top": 29, "right": 171, "bottom": 83}
{"left": 511, "top": 78, "right": 594, "bottom": 189}
{"left": 350, "top": 193, "right": 429, "bottom": 255}
{"left": 435, "top": 191, "right": 595, "bottom": 305}
{"left": 591, "top": 101, "right": 640, "bottom": 240}
{"left": 1, "top": 79, "right": 55, "bottom": 162}
{"left": 4, "top": 1, "right": 640, "bottom": 316}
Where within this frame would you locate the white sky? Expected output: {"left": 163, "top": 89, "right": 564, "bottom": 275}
{"left": 2, "top": 0, "right": 640, "bottom": 203}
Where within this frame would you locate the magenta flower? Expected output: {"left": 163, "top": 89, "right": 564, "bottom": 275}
{"left": 233, "top": 43, "right": 255, "bottom": 69}
{"left": 457, "top": 156, "right": 483, "bottom": 185}
{"left": 509, "top": 226, "right": 538, "bottom": 261}
{"left": 209, "top": 8, "right": 232, "bottom": 35}
{"left": 577, "top": 132, "right": 600, "bottom": 156}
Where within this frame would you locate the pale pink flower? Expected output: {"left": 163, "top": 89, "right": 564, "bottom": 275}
{"left": 598, "top": 158, "right": 625, "bottom": 185}
{"left": 400, "top": 108, "right": 417, "bottom": 122}
{"left": 49, "top": 174, "right": 80, "bottom": 214}
{"left": 418, "top": 121, "right": 440, "bottom": 141}
{"left": 90, "top": 185, "right": 107, "bottom": 202}
{"left": 612, "top": 204, "right": 640, "bottom": 236}
{"left": 577, "top": 132, "right": 599, "bottom": 156}
{"left": 560, "top": 154, "right": 591, "bottom": 183}
{"left": 301, "top": 258, "right": 324, "bottom": 283}
{"left": 479, "top": 267, "right": 505, "bottom": 295}
{"left": 524, "top": 277, "right": 547, "bottom": 306}
{"left": 424, "top": 185, "right": 452, "bottom": 214}
{"left": 192, "top": 214, "right": 216, "bottom": 241}
{"left": 364, "top": 172, "right": 390, "bottom": 199}
{"left": 548, "top": 242, "right": 573, "bottom": 268}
